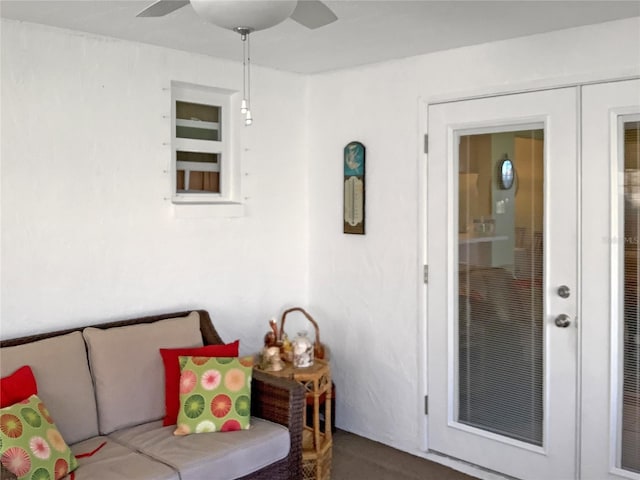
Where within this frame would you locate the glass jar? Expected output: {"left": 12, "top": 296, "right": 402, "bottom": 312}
{"left": 292, "top": 331, "right": 314, "bottom": 368}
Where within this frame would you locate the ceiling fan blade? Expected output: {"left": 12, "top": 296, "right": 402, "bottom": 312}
{"left": 136, "top": 0, "right": 190, "bottom": 17}
{"left": 290, "top": 0, "right": 337, "bottom": 29}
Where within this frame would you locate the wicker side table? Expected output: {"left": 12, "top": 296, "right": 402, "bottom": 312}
{"left": 256, "top": 359, "right": 332, "bottom": 480}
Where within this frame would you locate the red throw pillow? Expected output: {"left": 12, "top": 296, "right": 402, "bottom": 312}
{"left": 0, "top": 365, "right": 38, "bottom": 407}
{"left": 160, "top": 341, "right": 240, "bottom": 426}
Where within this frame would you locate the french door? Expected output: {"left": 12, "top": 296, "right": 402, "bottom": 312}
{"left": 427, "top": 87, "right": 578, "bottom": 479}
{"left": 426, "top": 80, "right": 640, "bottom": 480}
{"left": 581, "top": 79, "right": 640, "bottom": 479}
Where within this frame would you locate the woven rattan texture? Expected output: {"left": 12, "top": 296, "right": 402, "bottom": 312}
{"left": 303, "top": 446, "right": 332, "bottom": 480}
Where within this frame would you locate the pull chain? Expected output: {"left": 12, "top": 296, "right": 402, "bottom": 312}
{"left": 245, "top": 32, "right": 253, "bottom": 125}
{"left": 237, "top": 28, "right": 253, "bottom": 126}
{"left": 240, "top": 32, "right": 248, "bottom": 114}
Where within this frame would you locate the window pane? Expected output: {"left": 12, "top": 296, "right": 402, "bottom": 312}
{"left": 176, "top": 101, "right": 220, "bottom": 141}
{"left": 176, "top": 151, "right": 220, "bottom": 194}
{"left": 458, "top": 130, "right": 544, "bottom": 446}
{"left": 622, "top": 120, "right": 640, "bottom": 473}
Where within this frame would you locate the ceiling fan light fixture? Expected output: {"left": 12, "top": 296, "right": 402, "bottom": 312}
{"left": 138, "top": 0, "right": 339, "bottom": 127}
{"left": 137, "top": 0, "right": 338, "bottom": 30}
{"left": 190, "top": 0, "right": 297, "bottom": 32}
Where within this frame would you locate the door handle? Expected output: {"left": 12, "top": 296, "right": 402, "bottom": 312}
{"left": 554, "top": 314, "right": 571, "bottom": 328}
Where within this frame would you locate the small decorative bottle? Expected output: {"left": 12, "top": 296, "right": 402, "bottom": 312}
{"left": 281, "top": 333, "right": 293, "bottom": 363}
{"left": 292, "top": 331, "right": 314, "bottom": 368}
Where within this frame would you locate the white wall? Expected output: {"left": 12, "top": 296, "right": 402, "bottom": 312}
{"left": 0, "top": 19, "right": 309, "bottom": 351}
{"left": 307, "top": 17, "right": 640, "bottom": 455}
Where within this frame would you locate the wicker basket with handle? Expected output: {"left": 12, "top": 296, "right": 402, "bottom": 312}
{"left": 279, "top": 307, "right": 325, "bottom": 360}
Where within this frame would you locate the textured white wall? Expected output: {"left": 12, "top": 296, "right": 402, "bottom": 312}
{"left": 0, "top": 20, "right": 309, "bottom": 350}
{"left": 307, "top": 17, "right": 640, "bottom": 455}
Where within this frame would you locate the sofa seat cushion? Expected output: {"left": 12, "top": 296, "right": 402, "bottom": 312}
{"left": 0, "top": 332, "right": 99, "bottom": 445}
{"left": 70, "top": 436, "right": 178, "bottom": 480}
{"left": 82, "top": 311, "right": 203, "bottom": 434}
{"left": 109, "top": 419, "right": 290, "bottom": 480}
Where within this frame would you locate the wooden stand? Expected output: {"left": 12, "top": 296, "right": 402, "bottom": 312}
{"left": 258, "top": 359, "right": 332, "bottom": 480}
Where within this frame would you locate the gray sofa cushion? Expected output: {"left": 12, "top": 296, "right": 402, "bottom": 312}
{"left": 82, "top": 311, "right": 203, "bottom": 434}
{"left": 71, "top": 436, "right": 178, "bottom": 480}
{"left": 0, "top": 331, "right": 99, "bottom": 444}
{"left": 82, "top": 312, "right": 202, "bottom": 434}
{"left": 109, "top": 418, "right": 290, "bottom": 480}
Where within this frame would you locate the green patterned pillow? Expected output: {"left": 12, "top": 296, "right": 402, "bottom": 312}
{"left": 174, "top": 356, "right": 253, "bottom": 436}
{"left": 0, "top": 394, "right": 78, "bottom": 480}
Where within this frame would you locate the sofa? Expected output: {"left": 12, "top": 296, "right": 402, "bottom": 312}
{"left": 0, "top": 310, "right": 305, "bottom": 480}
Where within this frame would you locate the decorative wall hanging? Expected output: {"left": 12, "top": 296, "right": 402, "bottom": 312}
{"left": 497, "top": 154, "right": 515, "bottom": 189}
{"left": 343, "top": 141, "right": 366, "bottom": 234}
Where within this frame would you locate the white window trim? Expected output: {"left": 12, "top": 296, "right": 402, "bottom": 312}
{"left": 170, "top": 81, "right": 242, "bottom": 212}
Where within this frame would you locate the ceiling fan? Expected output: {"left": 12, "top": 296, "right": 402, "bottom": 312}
{"left": 137, "top": 0, "right": 338, "bottom": 32}
{"left": 138, "top": 1, "right": 337, "bottom": 126}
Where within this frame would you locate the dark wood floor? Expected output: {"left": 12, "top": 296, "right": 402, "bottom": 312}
{"left": 331, "top": 429, "right": 478, "bottom": 480}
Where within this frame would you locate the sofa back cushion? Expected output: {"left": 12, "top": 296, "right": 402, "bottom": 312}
{"left": 0, "top": 331, "right": 99, "bottom": 444}
{"left": 82, "top": 311, "right": 204, "bottom": 434}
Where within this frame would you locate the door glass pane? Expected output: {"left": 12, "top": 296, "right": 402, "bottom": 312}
{"left": 622, "top": 120, "right": 640, "bottom": 473}
{"left": 458, "top": 129, "right": 544, "bottom": 446}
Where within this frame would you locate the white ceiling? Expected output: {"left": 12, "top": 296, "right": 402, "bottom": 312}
{"left": 1, "top": 0, "right": 639, "bottom": 74}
